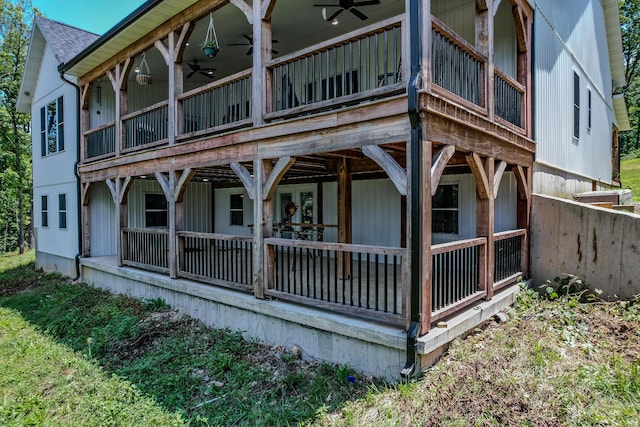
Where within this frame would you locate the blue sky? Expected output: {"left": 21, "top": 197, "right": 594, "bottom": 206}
{"left": 32, "top": 0, "right": 146, "bottom": 34}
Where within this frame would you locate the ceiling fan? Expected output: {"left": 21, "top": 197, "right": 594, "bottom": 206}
{"left": 185, "top": 59, "right": 216, "bottom": 79}
{"left": 315, "top": 0, "right": 381, "bottom": 21}
{"left": 228, "top": 34, "right": 279, "bottom": 56}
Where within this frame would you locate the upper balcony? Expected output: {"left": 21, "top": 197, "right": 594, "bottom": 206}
{"left": 76, "top": 0, "right": 533, "bottom": 164}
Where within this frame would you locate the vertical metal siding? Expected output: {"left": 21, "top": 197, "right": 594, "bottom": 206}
{"left": 90, "top": 182, "right": 117, "bottom": 256}
{"left": 213, "top": 187, "right": 253, "bottom": 236}
{"left": 494, "top": 1, "right": 517, "bottom": 77}
{"left": 535, "top": 0, "right": 615, "bottom": 184}
{"left": 431, "top": 0, "right": 476, "bottom": 45}
{"left": 352, "top": 179, "right": 401, "bottom": 247}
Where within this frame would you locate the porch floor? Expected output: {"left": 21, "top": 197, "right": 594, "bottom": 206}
{"left": 79, "top": 255, "right": 520, "bottom": 379}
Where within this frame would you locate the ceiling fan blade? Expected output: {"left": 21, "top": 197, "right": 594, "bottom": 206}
{"left": 271, "top": 49, "right": 279, "bottom": 55}
{"left": 200, "top": 71, "right": 215, "bottom": 78}
{"left": 353, "top": 0, "right": 380, "bottom": 6}
{"left": 228, "top": 43, "right": 251, "bottom": 46}
{"left": 327, "top": 9, "right": 343, "bottom": 21}
{"left": 242, "top": 34, "right": 253, "bottom": 42}
{"left": 314, "top": 3, "right": 342, "bottom": 6}
{"left": 246, "top": 46, "right": 253, "bottom": 56}
{"left": 186, "top": 70, "right": 196, "bottom": 78}
{"left": 349, "top": 7, "right": 368, "bottom": 20}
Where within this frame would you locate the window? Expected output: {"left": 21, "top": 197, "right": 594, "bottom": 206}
{"left": 587, "top": 88, "right": 592, "bottom": 131}
{"left": 145, "top": 194, "right": 167, "bottom": 227}
{"left": 230, "top": 194, "right": 244, "bottom": 226}
{"left": 432, "top": 184, "right": 459, "bottom": 234}
{"left": 40, "top": 96, "right": 64, "bottom": 156}
{"left": 58, "top": 194, "right": 67, "bottom": 229}
{"left": 573, "top": 72, "right": 580, "bottom": 139}
{"left": 41, "top": 195, "right": 48, "bottom": 227}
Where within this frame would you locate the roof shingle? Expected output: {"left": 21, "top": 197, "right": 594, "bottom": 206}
{"left": 35, "top": 16, "right": 100, "bottom": 65}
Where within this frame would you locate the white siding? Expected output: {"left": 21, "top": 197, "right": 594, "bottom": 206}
{"left": 90, "top": 182, "right": 116, "bottom": 256}
{"left": 431, "top": 0, "right": 475, "bottom": 45}
{"left": 31, "top": 43, "right": 80, "bottom": 259}
{"left": 213, "top": 187, "right": 253, "bottom": 236}
{"left": 352, "top": 179, "right": 401, "bottom": 247}
{"left": 494, "top": 1, "right": 517, "bottom": 77}
{"left": 127, "top": 179, "right": 212, "bottom": 231}
{"left": 534, "top": 0, "right": 615, "bottom": 187}
{"left": 495, "top": 172, "right": 518, "bottom": 232}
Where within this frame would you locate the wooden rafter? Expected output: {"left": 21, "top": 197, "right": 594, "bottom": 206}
{"left": 175, "top": 168, "right": 195, "bottom": 202}
{"left": 154, "top": 170, "right": 193, "bottom": 202}
{"left": 230, "top": 0, "right": 253, "bottom": 24}
{"left": 81, "top": 84, "right": 91, "bottom": 109}
{"left": 230, "top": 162, "right": 256, "bottom": 200}
{"left": 466, "top": 153, "right": 491, "bottom": 199}
{"left": 431, "top": 145, "right": 455, "bottom": 196}
{"left": 81, "top": 182, "right": 92, "bottom": 206}
{"left": 361, "top": 145, "right": 407, "bottom": 196}
{"left": 263, "top": 156, "right": 295, "bottom": 200}
{"left": 106, "top": 176, "right": 132, "bottom": 204}
{"left": 493, "top": 160, "right": 507, "bottom": 199}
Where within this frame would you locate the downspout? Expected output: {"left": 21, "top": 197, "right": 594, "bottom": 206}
{"left": 403, "top": 0, "right": 422, "bottom": 377}
{"left": 59, "top": 68, "right": 82, "bottom": 281}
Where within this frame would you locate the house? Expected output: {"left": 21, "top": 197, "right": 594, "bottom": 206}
{"left": 17, "top": 0, "right": 627, "bottom": 379}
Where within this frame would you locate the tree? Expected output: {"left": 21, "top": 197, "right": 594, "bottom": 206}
{"left": 619, "top": 0, "right": 640, "bottom": 155}
{"left": 0, "top": 0, "right": 36, "bottom": 253}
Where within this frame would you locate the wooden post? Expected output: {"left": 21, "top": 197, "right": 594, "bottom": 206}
{"left": 263, "top": 159, "right": 274, "bottom": 295}
{"left": 107, "top": 59, "right": 133, "bottom": 156}
{"left": 253, "top": 0, "right": 274, "bottom": 125}
{"left": 337, "top": 157, "right": 352, "bottom": 279}
{"left": 514, "top": 165, "right": 531, "bottom": 277}
{"left": 80, "top": 84, "right": 90, "bottom": 163}
{"left": 419, "top": 126, "right": 433, "bottom": 335}
{"left": 107, "top": 177, "right": 132, "bottom": 267}
{"left": 468, "top": 155, "right": 495, "bottom": 299}
{"left": 253, "top": 159, "right": 266, "bottom": 298}
{"left": 81, "top": 182, "right": 92, "bottom": 257}
{"left": 476, "top": 0, "right": 495, "bottom": 115}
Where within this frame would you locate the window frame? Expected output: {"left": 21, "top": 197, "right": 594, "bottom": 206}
{"left": 41, "top": 195, "right": 49, "bottom": 228}
{"left": 144, "top": 193, "right": 168, "bottom": 228}
{"left": 432, "top": 183, "right": 460, "bottom": 236}
{"left": 58, "top": 193, "right": 67, "bottom": 229}
{"left": 573, "top": 72, "right": 580, "bottom": 140}
{"left": 40, "top": 96, "right": 65, "bottom": 157}
{"left": 587, "top": 88, "right": 592, "bottom": 132}
{"left": 230, "top": 193, "right": 244, "bottom": 226}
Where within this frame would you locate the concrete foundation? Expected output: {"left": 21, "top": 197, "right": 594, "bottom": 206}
{"left": 531, "top": 194, "right": 640, "bottom": 299}
{"left": 36, "top": 251, "right": 77, "bottom": 278}
{"left": 80, "top": 256, "right": 407, "bottom": 380}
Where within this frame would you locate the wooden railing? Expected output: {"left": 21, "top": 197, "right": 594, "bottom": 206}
{"left": 266, "top": 15, "right": 404, "bottom": 118}
{"left": 178, "top": 69, "right": 252, "bottom": 139}
{"left": 494, "top": 69, "right": 525, "bottom": 128}
{"left": 265, "top": 238, "right": 406, "bottom": 325}
{"left": 122, "top": 100, "right": 169, "bottom": 151}
{"left": 177, "top": 231, "right": 253, "bottom": 291}
{"left": 494, "top": 229, "right": 526, "bottom": 288}
{"left": 431, "top": 17, "right": 486, "bottom": 108}
{"left": 431, "top": 237, "right": 487, "bottom": 321}
{"left": 85, "top": 122, "right": 115, "bottom": 160}
{"left": 122, "top": 228, "right": 169, "bottom": 273}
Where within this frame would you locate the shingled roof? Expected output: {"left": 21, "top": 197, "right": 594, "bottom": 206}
{"left": 35, "top": 16, "right": 100, "bottom": 65}
{"left": 16, "top": 16, "right": 99, "bottom": 113}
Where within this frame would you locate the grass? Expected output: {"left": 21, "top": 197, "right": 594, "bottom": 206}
{"left": 2, "top": 252, "right": 640, "bottom": 426}
{"left": 620, "top": 155, "right": 640, "bottom": 201}
{"left": 0, "top": 251, "right": 376, "bottom": 426}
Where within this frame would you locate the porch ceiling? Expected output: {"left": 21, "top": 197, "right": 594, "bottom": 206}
{"left": 64, "top": 0, "right": 405, "bottom": 84}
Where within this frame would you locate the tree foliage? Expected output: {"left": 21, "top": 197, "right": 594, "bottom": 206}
{"left": 0, "top": 0, "right": 37, "bottom": 253}
{"left": 619, "top": 0, "right": 640, "bottom": 155}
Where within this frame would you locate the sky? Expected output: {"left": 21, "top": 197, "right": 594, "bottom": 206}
{"left": 32, "top": 0, "right": 147, "bottom": 34}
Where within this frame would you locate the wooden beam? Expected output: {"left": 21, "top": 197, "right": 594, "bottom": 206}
{"left": 262, "top": 156, "right": 295, "bottom": 200}
{"left": 154, "top": 172, "right": 172, "bottom": 201}
{"left": 476, "top": 0, "right": 488, "bottom": 11}
{"left": 466, "top": 153, "right": 491, "bottom": 199}
{"left": 513, "top": 164, "right": 530, "bottom": 201}
{"left": 81, "top": 182, "right": 92, "bottom": 257}
{"left": 475, "top": 157, "right": 495, "bottom": 299}
{"left": 105, "top": 178, "right": 117, "bottom": 204}
{"left": 81, "top": 182, "right": 92, "bottom": 206}
{"left": 80, "top": 84, "right": 90, "bottom": 109}
{"left": 430, "top": 145, "right": 455, "bottom": 196}
{"left": 173, "top": 22, "right": 194, "bottom": 63}
{"left": 174, "top": 168, "right": 195, "bottom": 203}
{"left": 492, "top": 0, "right": 502, "bottom": 16}
{"left": 337, "top": 157, "right": 352, "bottom": 279}
{"left": 230, "top": 162, "right": 255, "bottom": 200}
{"left": 154, "top": 39, "right": 170, "bottom": 65}
{"left": 261, "top": 0, "right": 277, "bottom": 20}
{"left": 512, "top": 5, "right": 529, "bottom": 52}
{"left": 493, "top": 160, "right": 507, "bottom": 199}
{"left": 362, "top": 145, "right": 407, "bottom": 195}
{"left": 230, "top": 0, "right": 253, "bottom": 24}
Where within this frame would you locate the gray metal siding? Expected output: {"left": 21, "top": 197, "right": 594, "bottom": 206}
{"left": 90, "top": 182, "right": 116, "bottom": 256}
{"left": 534, "top": 0, "right": 615, "bottom": 184}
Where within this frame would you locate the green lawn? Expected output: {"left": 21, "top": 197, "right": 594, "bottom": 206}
{"left": 621, "top": 156, "right": 640, "bottom": 201}
{"left": 2, "top": 252, "right": 639, "bottom": 426}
